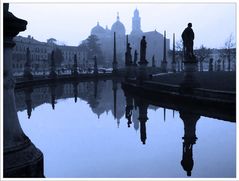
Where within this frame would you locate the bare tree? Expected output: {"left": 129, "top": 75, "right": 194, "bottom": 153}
{"left": 195, "top": 45, "right": 211, "bottom": 71}
{"left": 175, "top": 40, "right": 184, "bottom": 71}
{"left": 224, "top": 34, "right": 235, "bottom": 71}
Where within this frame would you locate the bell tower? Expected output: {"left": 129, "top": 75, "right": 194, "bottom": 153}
{"left": 131, "top": 8, "right": 143, "bottom": 35}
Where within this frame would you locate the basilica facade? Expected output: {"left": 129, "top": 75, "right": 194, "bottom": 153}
{"left": 90, "top": 9, "right": 170, "bottom": 67}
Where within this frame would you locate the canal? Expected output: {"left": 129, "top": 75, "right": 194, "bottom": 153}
{"left": 15, "top": 80, "right": 236, "bottom": 178}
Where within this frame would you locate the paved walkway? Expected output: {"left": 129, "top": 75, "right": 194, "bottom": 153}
{"left": 152, "top": 71, "right": 236, "bottom": 92}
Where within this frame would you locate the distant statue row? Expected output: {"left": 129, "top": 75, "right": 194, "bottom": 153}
{"left": 125, "top": 22, "right": 195, "bottom": 68}
{"left": 125, "top": 35, "right": 148, "bottom": 67}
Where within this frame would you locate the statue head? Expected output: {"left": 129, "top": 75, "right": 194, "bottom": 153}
{"left": 188, "top": 23, "right": 192, "bottom": 28}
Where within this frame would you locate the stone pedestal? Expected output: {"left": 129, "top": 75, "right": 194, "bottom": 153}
{"left": 125, "top": 65, "right": 135, "bottom": 80}
{"left": 180, "top": 58, "right": 200, "bottom": 94}
{"left": 161, "top": 61, "right": 168, "bottom": 73}
{"left": 137, "top": 64, "right": 148, "bottom": 84}
{"left": 49, "top": 68, "right": 57, "bottom": 79}
{"left": 4, "top": 4, "right": 44, "bottom": 177}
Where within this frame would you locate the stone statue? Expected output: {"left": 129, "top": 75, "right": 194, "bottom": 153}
{"left": 182, "top": 23, "right": 195, "bottom": 59}
{"left": 139, "top": 36, "right": 148, "bottom": 64}
{"left": 127, "top": 43, "right": 132, "bottom": 64}
{"left": 125, "top": 43, "right": 132, "bottom": 66}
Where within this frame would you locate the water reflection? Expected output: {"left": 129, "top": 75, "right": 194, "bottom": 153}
{"left": 15, "top": 80, "right": 236, "bottom": 178}
{"left": 180, "top": 111, "right": 200, "bottom": 176}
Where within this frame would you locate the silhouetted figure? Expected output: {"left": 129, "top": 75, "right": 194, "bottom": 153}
{"left": 182, "top": 23, "right": 195, "bottom": 59}
{"left": 133, "top": 50, "right": 138, "bottom": 66}
{"left": 139, "top": 36, "right": 148, "bottom": 65}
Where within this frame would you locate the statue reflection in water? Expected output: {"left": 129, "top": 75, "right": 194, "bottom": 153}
{"left": 180, "top": 111, "right": 200, "bottom": 176}
{"left": 125, "top": 92, "right": 133, "bottom": 127}
{"left": 24, "top": 87, "right": 33, "bottom": 119}
{"left": 50, "top": 83, "right": 57, "bottom": 110}
{"left": 73, "top": 80, "right": 79, "bottom": 103}
{"left": 123, "top": 87, "right": 201, "bottom": 175}
{"left": 125, "top": 95, "right": 148, "bottom": 144}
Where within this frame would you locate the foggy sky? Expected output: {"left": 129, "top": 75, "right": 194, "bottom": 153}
{"left": 9, "top": 3, "right": 236, "bottom": 49}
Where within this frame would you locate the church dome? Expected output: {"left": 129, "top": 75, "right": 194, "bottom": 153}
{"left": 91, "top": 22, "right": 106, "bottom": 35}
{"left": 111, "top": 13, "right": 126, "bottom": 36}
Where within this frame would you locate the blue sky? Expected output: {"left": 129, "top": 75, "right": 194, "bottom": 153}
{"left": 9, "top": 3, "right": 236, "bottom": 49}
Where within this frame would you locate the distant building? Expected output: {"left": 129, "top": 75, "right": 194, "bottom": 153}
{"left": 12, "top": 36, "right": 50, "bottom": 74}
{"left": 90, "top": 9, "right": 170, "bottom": 67}
{"left": 12, "top": 36, "right": 82, "bottom": 74}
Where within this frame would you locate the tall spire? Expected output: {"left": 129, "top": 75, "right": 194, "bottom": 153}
{"left": 131, "top": 8, "right": 142, "bottom": 35}
{"left": 117, "top": 12, "right": 120, "bottom": 21}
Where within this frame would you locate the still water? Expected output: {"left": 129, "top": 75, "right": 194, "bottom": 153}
{"left": 15, "top": 80, "right": 236, "bottom": 178}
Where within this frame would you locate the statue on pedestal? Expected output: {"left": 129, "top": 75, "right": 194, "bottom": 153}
{"left": 125, "top": 43, "right": 133, "bottom": 66}
{"left": 139, "top": 36, "right": 148, "bottom": 65}
{"left": 182, "top": 23, "right": 195, "bottom": 60}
